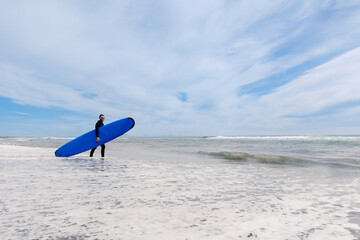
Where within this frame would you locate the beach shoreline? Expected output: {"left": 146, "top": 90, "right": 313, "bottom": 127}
{"left": 0, "top": 139, "right": 359, "bottom": 239}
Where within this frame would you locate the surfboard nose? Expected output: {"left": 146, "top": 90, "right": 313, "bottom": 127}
{"left": 127, "top": 117, "right": 135, "bottom": 129}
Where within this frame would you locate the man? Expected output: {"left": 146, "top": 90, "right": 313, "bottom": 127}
{"left": 90, "top": 114, "right": 105, "bottom": 157}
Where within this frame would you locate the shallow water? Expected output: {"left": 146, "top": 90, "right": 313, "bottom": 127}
{"left": 0, "top": 137, "right": 359, "bottom": 239}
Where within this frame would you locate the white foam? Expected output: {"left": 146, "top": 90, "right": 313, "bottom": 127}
{"left": 209, "top": 135, "right": 360, "bottom": 141}
{"left": 41, "top": 137, "right": 75, "bottom": 140}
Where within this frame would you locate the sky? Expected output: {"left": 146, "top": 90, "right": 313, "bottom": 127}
{"left": 1, "top": 0, "right": 360, "bottom": 137}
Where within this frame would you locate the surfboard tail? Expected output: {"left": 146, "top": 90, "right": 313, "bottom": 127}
{"left": 55, "top": 149, "right": 61, "bottom": 157}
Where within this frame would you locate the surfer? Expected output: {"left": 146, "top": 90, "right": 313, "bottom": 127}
{"left": 90, "top": 114, "right": 105, "bottom": 157}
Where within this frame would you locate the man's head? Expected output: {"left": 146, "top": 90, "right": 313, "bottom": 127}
{"left": 99, "top": 114, "right": 105, "bottom": 121}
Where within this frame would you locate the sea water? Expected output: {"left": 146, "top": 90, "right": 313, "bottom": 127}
{"left": 0, "top": 136, "right": 359, "bottom": 239}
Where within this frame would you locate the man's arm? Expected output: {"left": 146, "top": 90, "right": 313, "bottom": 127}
{"left": 95, "top": 122, "right": 101, "bottom": 142}
{"left": 95, "top": 122, "right": 100, "bottom": 137}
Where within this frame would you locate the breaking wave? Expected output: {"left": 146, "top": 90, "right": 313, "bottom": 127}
{"left": 41, "top": 137, "right": 75, "bottom": 140}
{"left": 206, "top": 136, "right": 360, "bottom": 141}
{"left": 199, "top": 151, "right": 359, "bottom": 168}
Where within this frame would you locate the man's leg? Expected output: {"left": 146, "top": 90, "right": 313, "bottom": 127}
{"left": 90, "top": 147, "right": 97, "bottom": 157}
{"left": 101, "top": 144, "right": 105, "bottom": 157}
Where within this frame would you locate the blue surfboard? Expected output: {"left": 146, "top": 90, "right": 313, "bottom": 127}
{"left": 55, "top": 117, "right": 135, "bottom": 157}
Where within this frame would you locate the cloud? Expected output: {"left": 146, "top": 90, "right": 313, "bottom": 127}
{"left": 267, "top": 47, "right": 360, "bottom": 116}
{"left": 14, "top": 111, "right": 31, "bottom": 116}
{"left": 0, "top": 64, "right": 116, "bottom": 114}
{"left": 0, "top": 0, "right": 360, "bottom": 136}
{"left": 236, "top": 47, "right": 360, "bottom": 134}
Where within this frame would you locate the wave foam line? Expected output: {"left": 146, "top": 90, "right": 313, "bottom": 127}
{"left": 199, "top": 151, "right": 359, "bottom": 168}
{"left": 206, "top": 136, "right": 360, "bottom": 141}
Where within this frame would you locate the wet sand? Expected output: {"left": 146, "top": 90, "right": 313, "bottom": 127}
{"left": 0, "top": 142, "right": 359, "bottom": 239}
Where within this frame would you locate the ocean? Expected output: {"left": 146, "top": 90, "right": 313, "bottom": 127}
{"left": 0, "top": 136, "right": 359, "bottom": 239}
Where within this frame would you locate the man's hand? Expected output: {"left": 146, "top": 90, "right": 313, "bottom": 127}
{"left": 96, "top": 137, "right": 100, "bottom": 143}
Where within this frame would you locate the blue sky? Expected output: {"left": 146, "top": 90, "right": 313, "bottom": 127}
{"left": 1, "top": 0, "right": 360, "bottom": 137}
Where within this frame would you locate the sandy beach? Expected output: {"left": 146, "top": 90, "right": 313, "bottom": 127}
{"left": 1, "top": 137, "right": 359, "bottom": 239}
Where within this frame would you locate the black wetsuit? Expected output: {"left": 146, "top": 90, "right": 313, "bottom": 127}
{"left": 90, "top": 120, "right": 105, "bottom": 157}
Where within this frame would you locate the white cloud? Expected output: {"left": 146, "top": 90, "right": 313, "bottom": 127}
{"left": 266, "top": 47, "right": 360, "bottom": 115}
{"left": 14, "top": 111, "right": 31, "bottom": 116}
{"left": 0, "top": 1, "right": 360, "bottom": 135}
{"left": 236, "top": 47, "right": 360, "bottom": 134}
{"left": 0, "top": 64, "right": 115, "bottom": 113}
